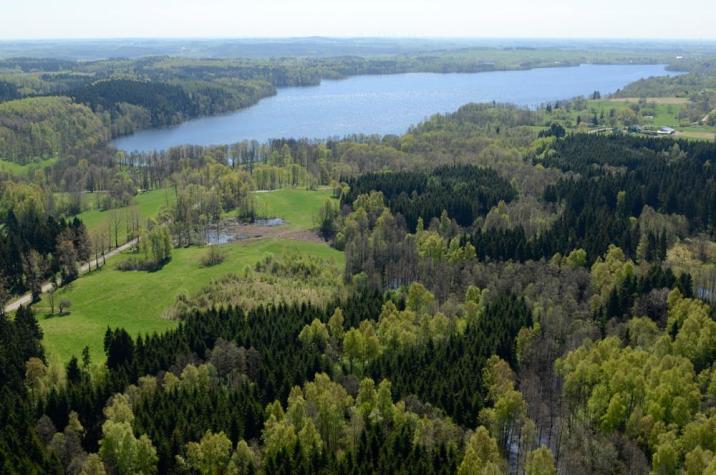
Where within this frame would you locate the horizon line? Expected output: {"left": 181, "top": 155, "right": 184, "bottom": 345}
{"left": 1, "top": 36, "right": 716, "bottom": 43}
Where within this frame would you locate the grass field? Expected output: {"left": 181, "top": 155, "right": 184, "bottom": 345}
{"left": 39, "top": 187, "right": 340, "bottom": 365}
{"left": 73, "top": 187, "right": 332, "bottom": 240}
{"left": 73, "top": 188, "right": 175, "bottom": 241}
{"left": 254, "top": 188, "right": 334, "bottom": 230}
{"left": 38, "top": 238, "right": 343, "bottom": 365}
{"left": 0, "top": 157, "right": 58, "bottom": 176}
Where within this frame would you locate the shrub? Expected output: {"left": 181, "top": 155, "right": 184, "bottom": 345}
{"left": 200, "top": 246, "right": 226, "bottom": 267}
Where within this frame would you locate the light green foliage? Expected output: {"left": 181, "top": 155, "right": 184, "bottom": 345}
{"left": 590, "top": 245, "right": 635, "bottom": 308}
{"left": 525, "top": 446, "right": 556, "bottom": 475}
{"left": 182, "top": 431, "right": 233, "bottom": 475}
{"left": 479, "top": 357, "right": 529, "bottom": 452}
{"left": 99, "top": 397, "right": 158, "bottom": 475}
{"left": 178, "top": 364, "right": 216, "bottom": 392}
{"left": 262, "top": 414, "right": 298, "bottom": 459}
{"left": 302, "top": 373, "right": 354, "bottom": 451}
{"left": 406, "top": 282, "right": 435, "bottom": 315}
{"left": 327, "top": 308, "right": 345, "bottom": 340}
{"left": 227, "top": 440, "right": 257, "bottom": 475}
{"left": 1, "top": 181, "right": 46, "bottom": 224}
{"left": 458, "top": 426, "right": 505, "bottom": 475}
{"left": 667, "top": 290, "right": 716, "bottom": 370}
{"left": 298, "top": 319, "right": 329, "bottom": 349}
{"left": 263, "top": 373, "right": 461, "bottom": 463}
{"left": 341, "top": 285, "right": 464, "bottom": 369}
{"left": 0, "top": 96, "right": 105, "bottom": 163}
{"left": 684, "top": 446, "right": 716, "bottom": 475}
{"left": 171, "top": 164, "right": 255, "bottom": 245}
{"left": 79, "top": 453, "right": 107, "bottom": 475}
{"left": 136, "top": 224, "right": 172, "bottom": 268}
{"left": 565, "top": 248, "right": 587, "bottom": 268}
{"left": 416, "top": 229, "right": 476, "bottom": 264}
{"left": 172, "top": 251, "right": 344, "bottom": 318}
{"left": 342, "top": 323, "right": 380, "bottom": 372}
{"left": 103, "top": 394, "right": 134, "bottom": 424}
{"left": 556, "top": 294, "right": 716, "bottom": 471}
{"left": 298, "top": 419, "right": 323, "bottom": 461}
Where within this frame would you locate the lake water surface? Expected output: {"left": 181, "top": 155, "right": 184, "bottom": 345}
{"left": 113, "top": 64, "right": 678, "bottom": 152}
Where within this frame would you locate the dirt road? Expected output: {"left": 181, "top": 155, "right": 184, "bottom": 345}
{"left": 3, "top": 238, "right": 138, "bottom": 314}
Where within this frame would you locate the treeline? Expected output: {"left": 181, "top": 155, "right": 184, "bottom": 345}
{"left": 342, "top": 165, "right": 517, "bottom": 231}
{"left": 0, "top": 182, "right": 91, "bottom": 298}
{"left": 0, "top": 96, "right": 106, "bottom": 163}
{"left": 71, "top": 78, "right": 275, "bottom": 137}
{"left": 0, "top": 307, "right": 58, "bottom": 473}
{"left": 465, "top": 134, "right": 716, "bottom": 263}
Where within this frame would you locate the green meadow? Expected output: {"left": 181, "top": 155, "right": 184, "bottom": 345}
{"left": 38, "top": 188, "right": 340, "bottom": 365}
{"left": 252, "top": 187, "right": 335, "bottom": 230}
{"left": 0, "top": 157, "right": 58, "bottom": 176}
{"left": 72, "top": 188, "right": 175, "bottom": 240}
{"left": 38, "top": 238, "right": 343, "bottom": 365}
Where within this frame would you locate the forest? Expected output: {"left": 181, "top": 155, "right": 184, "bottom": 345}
{"left": 1, "top": 45, "right": 716, "bottom": 473}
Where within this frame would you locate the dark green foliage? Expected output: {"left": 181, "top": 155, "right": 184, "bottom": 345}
{"left": 0, "top": 80, "right": 19, "bottom": 101}
{"left": 466, "top": 134, "right": 716, "bottom": 263}
{"left": 0, "top": 213, "right": 90, "bottom": 294}
{"left": 343, "top": 165, "right": 517, "bottom": 231}
{"left": 134, "top": 382, "right": 264, "bottom": 473}
{"left": 368, "top": 293, "right": 532, "bottom": 425}
{"left": 44, "top": 291, "right": 384, "bottom": 454}
{"left": 72, "top": 79, "right": 196, "bottom": 128}
{"left": 538, "top": 122, "right": 566, "bottom": 138}
{"left": 600, "top": 265, "right": 694, "bottom": 324}
{"left": 0, "top": 307, "right": 58, "bottom": 473}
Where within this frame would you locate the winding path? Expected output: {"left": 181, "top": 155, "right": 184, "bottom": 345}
{"left": 3, "top": 238, "right": 138, "bottom": 314}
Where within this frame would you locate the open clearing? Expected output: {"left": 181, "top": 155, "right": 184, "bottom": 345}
{"left": 254, "top": 188, "right": 334, "bottom": 229}
{"left": 38, "top": 188, "right": 339, "bottom": 365}
{"left": 73, "top": 186, "right": 333, "bottom": 240}
{"left": 73, "top": 188, "right": 175, "bottom": 242}
{"left": 38, "top": 238, "right": 343, "bottom": 365}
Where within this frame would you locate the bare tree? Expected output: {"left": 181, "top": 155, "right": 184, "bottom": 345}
{"left": 47, "top": 283, "right": 57, "bottom": 315}
{"left": 109, "top": 209, "right": 122, "bottom": 248}
{"left": 59, "top": 299, "right": 72, "bottom": 315}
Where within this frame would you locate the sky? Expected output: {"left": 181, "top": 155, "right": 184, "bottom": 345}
{"left": 1, "top": 0, "right": 714, "bottom": 40}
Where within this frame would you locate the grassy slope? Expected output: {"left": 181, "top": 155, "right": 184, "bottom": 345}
{"left": 74, "top": 188, "right": 175, "bottom": 240}
{"left": 40, "top": 188, "right": 339, "bottom": 365}
{"left": 254, "top": 188, "right": 333, "bottom": 229}
{"left": 39, "top": 239, "right": 343, "bottom": 365}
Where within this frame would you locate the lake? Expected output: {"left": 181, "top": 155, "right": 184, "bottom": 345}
{"left": 112, "top": 64, "right": 678, "bottom": 152}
